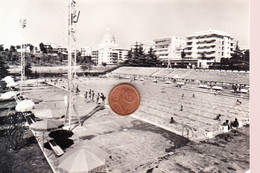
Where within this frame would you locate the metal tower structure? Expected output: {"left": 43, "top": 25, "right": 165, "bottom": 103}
{"left": 19, "top": 19, "right": 26, "bottom": 92}
{"left": 67, "top": 0, "right": 80, "bottom": 129}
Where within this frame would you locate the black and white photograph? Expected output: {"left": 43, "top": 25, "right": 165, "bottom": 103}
{"left": 0, "top": 0, "right": 249, "bottom": 172}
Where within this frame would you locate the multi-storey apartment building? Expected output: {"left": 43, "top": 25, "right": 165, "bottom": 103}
{"left": 185, "top": 30, "right": 235, "bottom": 68}
{"left": 153, "top": 36, "right": 186, "bottom": 63}
{"left": 81, "top": 47, "right": 92, "bottom": 57}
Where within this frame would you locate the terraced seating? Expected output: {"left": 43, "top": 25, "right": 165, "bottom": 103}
{"left": 151, "top": 68, "right": 174, "bottom": 77}
{"left": 166, "top": 69, "right": 249, "bottom": 85}
{"left": 111, "top": 67, "right": 249, "bottom": 85}
{"left": 111, "top": 67, "right": 160, "bottom": 76}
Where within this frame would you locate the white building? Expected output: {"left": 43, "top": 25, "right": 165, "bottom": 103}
{"left": 94, "top": 27, "right": 128, "bottom": 65}
{"left": 81, "top": 47, "right": 92, "bottom": 56}
{"left": 154, "top": 36, "right": 186, "bottom": 62}
{"left": 185, "top": 30, "right": 235, "bottom": 68}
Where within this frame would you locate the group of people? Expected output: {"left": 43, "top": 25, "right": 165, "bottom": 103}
{"left": 222, "top": 118, "right": 239, "bottom": 130}
{"left": 232, "top": 84, "right": 247, "bottom": 93}
{"left": 215, "top": 114, "right": 240, "bottom": 129}
{"left": 84, "top": 89, "right": 106, "bottom": 105}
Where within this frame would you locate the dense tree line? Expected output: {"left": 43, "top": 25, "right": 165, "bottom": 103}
{"left": 219, "top": 44, "right": 249, "bottom": 70}
{"left": 125, "top": 43, "right": 161, "bottom": 67}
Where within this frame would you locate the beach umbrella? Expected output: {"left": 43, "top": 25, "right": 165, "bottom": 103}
{"left": 30, "top": 119, "right": 63, "bottom": 131}
{"left": 15, "top": 100, "right": 35, "bottom": 112}
{"left": 30, "top": 119, "right": 64, "bottom": 151}
{"left": 6, "top": 82, "right": 18, "bottom": 87}
{"left": 32, "top": 109, "right": 64, "bottom": 119}
{"left": 2, "top": 76, "right": 14, "bottom": 84}
{"left": 58, "top": 147, "right": 107, "bottom": 173}
{"left": 0, "top": 91, "right": 17, "bottom": 100}
{"left": 49, "top": 129, "right": 73, "bottom": 139}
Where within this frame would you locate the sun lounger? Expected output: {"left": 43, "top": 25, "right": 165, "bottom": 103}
{"left": 49, "top": 140, "right": 64, "bottom": 157}
{"left": 24, "top": 116, "right": 36, "bottom": 125}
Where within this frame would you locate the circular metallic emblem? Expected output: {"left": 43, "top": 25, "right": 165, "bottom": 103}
{"left": 109, "top": 84, "right": 140, "bottom": 115}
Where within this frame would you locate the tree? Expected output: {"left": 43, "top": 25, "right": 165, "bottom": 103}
{"left": 125, "top": 49, "right": 133, "bottom": 64}
{"left": 16, "top": 45, "right": 21, "bottom": 50}
{"left": 76, "top": 51, "right": 82, "bottom": 64}
{"left": 126, "top": 44, "right": 160, "bottom": 67}
{"left": 220, "top": 58, "right": 229, "bottom": 65}
{"left": 146, "top": 47, "right": 160, "bottom": 67}
{"left": 0, "top": 55, "right": 9, "bottom": 79}
{"left": 0, "top": 45, "right": 4, "bottom": 51}
{"left": 181, "top": 49, "right": 186, "bottom": 59}
{"left": 244, "top": 50, "right": 249, "bottom": 62}
{"left": 231, "top": 43, "right": 243, "bottom": 60}
{"left": 25, "top": 63, "right": 33, "bottom": 77}
{"left": 128, "top": 43, "right": 146, "bottom": 66}
{"left": 29, "top": 44, "right": 34, "bottom": 52}
{"left": 10, "top": 45, "right": 16, "bottom": 52}
{"left": 39, "top": 42, "right": 46, "bottom": 53}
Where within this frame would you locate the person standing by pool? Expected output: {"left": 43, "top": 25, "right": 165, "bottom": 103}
{"left": 75, "top": 85, "right": 80, "bottom": 95}
{"left": 101, "top": 93, "right": 106, "bottom": 104}
{"left": 96, "top": 92, "right": 100, "bottom": 104}
{"left": 92, "top": 90, "right": 95, "bottom": 101}
{"left": 84, "top": 91, "right": 88, "bottom": 102}
{"left": 88, "top": 89, "right": 92, "bottom": 100}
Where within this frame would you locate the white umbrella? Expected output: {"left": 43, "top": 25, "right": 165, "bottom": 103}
{"left": 32, "top": 109, "right": 64, "bottom": 119}
{"left": 0, "top": 91, "right": 18, "bottom": 99}
{"left": 6, "top": 82, "right": 18, "bottom": 87}
{"left": 58, "top": 147, "right": 107, "bottom": 173}
{"left": 2, "top": 76, "right": 14, "bottom": 84}
{"left": 15, "top": 100, "right": 35, "bottom": 112}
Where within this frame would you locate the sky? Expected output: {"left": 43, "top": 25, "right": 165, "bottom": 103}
{"left": 0, "top": 0, "right": 249, "bottom": 49}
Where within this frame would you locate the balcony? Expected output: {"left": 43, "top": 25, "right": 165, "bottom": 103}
{"left": 196, "top": 39, "right": 216, "bottom": 44}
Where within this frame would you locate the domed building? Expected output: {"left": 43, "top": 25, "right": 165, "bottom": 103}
{"left": 92, "top": 27, "right": 128, "bottom": 65}
{"left": 98, "top": 27, "right": 118, "bottom": 49}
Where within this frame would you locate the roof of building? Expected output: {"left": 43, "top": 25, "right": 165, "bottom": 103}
{"left": 153, "top": 36, "right": 184, "bottom": 42}
{"left": 187, "top": 29, "right": 233, "bottom": 38}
